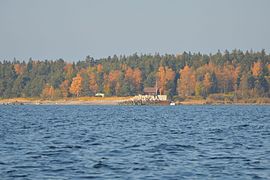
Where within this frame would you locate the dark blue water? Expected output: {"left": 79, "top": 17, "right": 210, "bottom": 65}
{"left": 0, "top": 105, "right": 269, "bottom": 179}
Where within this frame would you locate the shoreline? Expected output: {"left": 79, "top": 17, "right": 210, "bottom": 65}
{"left": 0, "top": 97, "right": 130, "bottom": 105}
{"left": 0, "top": 97, "right": 269, "bottom": 105}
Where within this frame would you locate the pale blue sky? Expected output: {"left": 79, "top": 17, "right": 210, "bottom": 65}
{"left": 0, "top": 0, "right": 269, "bottom": 61}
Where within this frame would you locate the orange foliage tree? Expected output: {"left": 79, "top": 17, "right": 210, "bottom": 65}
{"left": 69, "top": 73, "right": 83, "bottom": 96}
{"left": 178, "top": 65, "right": 196, "bottom": 96}
{"left": 109, "top": 70, "right": 121, "bottom": 95}
{"left": 125, "top": 67, "right": 133, "bottom": 80}
{"left": 97, "top": 64, "right": 103, "bottom": 74}
{"left": 133, "top": 68, "right": 142, "bottom": 90}
{"left": 124, "top": 67, "right": 142, "bottom": 92}
{"left": 103, "top": 70, "right": 121, "bottom": 95}
{"left": 157, "top": 66, "right": 166, "bottom": 94}
{"left": 89, "top": 72, "right": 99, "bottom": 94}
{"left": 109, "top": 70, "right": 121, "bottom": 82}
{"left": 14, "top": 64, "right": 25, "bottom": 75}
{"left": 214, "top": 64, "right": 239, "bottom": 93}
{"left": 157, "top": 66, "right": 175, "bottom": 95}
{"left": 252, "top": 61, "right": 263, "bottom": 77}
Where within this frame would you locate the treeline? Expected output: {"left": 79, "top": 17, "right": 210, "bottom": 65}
{"left": 0, "top": 50, "right": 269, "bottom": 100}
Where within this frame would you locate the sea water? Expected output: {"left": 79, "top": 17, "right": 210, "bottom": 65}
{"left": 0, "top": 105, "right": 269, "bottom": 179}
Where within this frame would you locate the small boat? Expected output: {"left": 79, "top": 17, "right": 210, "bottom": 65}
{"left": 170, "top": 102, "right": 175, "bottom": 106}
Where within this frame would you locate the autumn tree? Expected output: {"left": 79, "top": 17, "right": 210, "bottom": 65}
{"left": 103, "top": 74, "right": 110, "bottom": 95}
{"left": 14, "top": 64, "right": 25, "bottom": 75}
{"left": 133, "top": 68, "right": 142, "bottom": 92}
{"left": 64, "top": 63, "right": 75, "bottom": 81}
{"left": 178, "top": 65, "right": 196, "bottom": 97}
{"left": 110, "top": 70, "right": 121, "bottom": 95}
{"left": 103, "top": 70, "right": 122, "bottom": 96}
{"left": 231, "top": 65, "right": 241, "bottom": 91}
{"left": 69, "top": 73, "right": 83, "bottom": 97}
{"left": 123, "top": 67, "right": 142, "bottom": 94}
{"left": 203, "top": 72, "right": 213, "bottom": 96}
{"left": 157, "top": 66, "right": 166, "bottom": 94}
{"left": 97, "top": 64, "right": 103, "bottom": 74}
{"left": 60, "top": 80, "right": 70, "bottom": 98}
{"left": 0, "top": 50, "right": 269, "bottom": 99}
{"left": 156, "top": 66, "right": 175, "bottom": 95}
{"left": 41, "top": 84, "right": 56, "bottom": 99}
{"left": 89, "top": 72, "right": 99, "bottom": 94}
{"left": 252, "top": 61, "right": 263, "bottom": 77}
{"left": 164, "top": 67, "right": 176, "bottom": 97}
{"left": 125, "top": 67, "right": 133, "bottom": 80}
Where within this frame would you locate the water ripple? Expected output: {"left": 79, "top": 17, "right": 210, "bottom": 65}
{"left": 0, "top": 105, "right": 269, "bottom": 179}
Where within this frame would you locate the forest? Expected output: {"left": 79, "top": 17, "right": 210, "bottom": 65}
{"left": 0, "top": 50, "right": 269, "bottom": 101}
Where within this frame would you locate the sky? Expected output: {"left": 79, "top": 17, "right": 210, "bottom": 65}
{"left": 0, "top": 0, "right": 270, "bottom": 61}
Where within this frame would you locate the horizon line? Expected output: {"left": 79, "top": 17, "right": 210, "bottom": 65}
{"left": 0, "top": 49, "right": 268, "bottom": 62}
